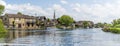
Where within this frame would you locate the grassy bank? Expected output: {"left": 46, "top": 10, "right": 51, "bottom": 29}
{"left": 109, "top": 28, "right": 120, "bottom": 33}
{"left": 56, "top": 25, "right": 75, "bottom": 30}
{"left": 103, "top": 28, "right": 120, "bottom": 33}
{"left": 0, "top": 19, "right": 7, "bottom": 32}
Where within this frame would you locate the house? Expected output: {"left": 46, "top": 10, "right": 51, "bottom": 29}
{"left": 1, "top": 13, "right": 38, "bottom": 29}
{"left": 75, "top": 21, "right": 94, "bottom": 28}
{"left": 47, "top": 19, "right": 58, "bottom": 27}
{"left": 36, "top": 16, "right": 47, "bottom": 27}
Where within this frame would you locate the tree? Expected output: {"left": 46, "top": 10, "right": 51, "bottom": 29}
{"left": 12, "top": 21, "right": 15, "bottom": 28}
{"left": 0, "top": 5, "right": 6, "bottom": 32}
{"left": 36, "top": 20, "right": 41, "bottom": 27}
{"left": 17, "top": 12, "right": 22, "bottom": 15}
{"left": 0, "top": 5, "right": 5, "bottom": 15}
{"left": 95, "top": 22, "right": 104, "bottom": 28}
{"left": 47, "top": 18, "right": 50, "bottom": 22}
{"left": 83, "top": 21, "right": 89, "bottom": 28}
{"left": 59, "top": 15, "right": 74, "bottom": 26}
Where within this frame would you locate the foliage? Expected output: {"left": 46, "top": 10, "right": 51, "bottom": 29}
{"left": 102, "top": 18, "right": 120, "bottom": 34}
{"left": 12, "top": 21, "right": 15, "bottom": 27}
{"left": 59, "top": 15, "right": 74, "bottom": 26}
{"left": 36, "top": 20, "right": 41, "bottom": 27}
{"left": 114, "top": 24, "right": 120, "bottom": 28}
{"left": 112, "top": 19, "right": 120, "bottom": 27}
{"left": 0, "top": 32, "right": 7, "bottom": 38}
{"left": 95, "top": 23, "right": 104, "bottom": 28}
{"left": 0, "top": 5, "right": 6, "bottom": 32}
{"left": 47, "top": 18, "right": 50, "bottom": 22}
{"left": 0, "top": 5, "right": 4, "bottom": 15}
{"left": 0, "top": 19, "right": 7, "bottom": 32}
{"left": 17, "top": 12, "right": 22, "bottom": 15}
{"left": 83, "top": 21, "right": 89, "bottom": 28}
{"left": 109, "top": 28, "right": 120, "bottom": 33}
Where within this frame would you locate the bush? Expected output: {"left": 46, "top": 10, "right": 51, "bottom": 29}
{"left": 0, "top": 19, "right": 7, "bottom": 32}
{"left": 102, "top": 28, "right": 110, "bottom": 32}
{"left": 109, "top": 28, "right": 120, "bottom": 33}
{"left": 114, "top": 24, "right": 120, "bottom": 28}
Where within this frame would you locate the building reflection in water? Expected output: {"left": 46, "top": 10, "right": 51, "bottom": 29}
{"left": 4, "top": 29, "right": 48, "bottom": 43}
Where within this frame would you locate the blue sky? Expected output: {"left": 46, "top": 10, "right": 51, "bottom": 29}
{"left": 1, "top": 0, "right": 120, "bottom": 23}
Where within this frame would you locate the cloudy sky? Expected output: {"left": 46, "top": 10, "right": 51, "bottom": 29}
{"left": 0, "top": 0, "right": 120, "bottom": 23}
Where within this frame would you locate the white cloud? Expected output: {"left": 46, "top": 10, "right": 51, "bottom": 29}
{"left": 53, "top": 4, "right": 66, "bottom": 13}
{"left": 0, "top": 0, "right": 6, "bottom": 5}
{"left": 5, "top": 3, "right": 49, "bottom": 17}
{"left": 70, "top": 0, "right": 120, "bottom": 23}
{"left": 71, "top": 3, "right": 81, "bottom": 12}
{"left": 3, "top": 0, "right": 120, "bottom": 23}
{"left": 61, "top": 0, "right": 68, "bottom": 4}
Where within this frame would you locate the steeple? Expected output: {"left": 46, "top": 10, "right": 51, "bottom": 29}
{"left": 53, "top": 10, "right": 56, "bottom": 19}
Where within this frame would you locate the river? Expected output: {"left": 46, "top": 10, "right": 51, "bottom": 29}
{"left": 0, "top": 28, "right": 120, "bottom": 46}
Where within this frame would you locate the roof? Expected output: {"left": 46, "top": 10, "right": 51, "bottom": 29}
{"left": 5, "top": 14, "right": 36, "bottom": 19}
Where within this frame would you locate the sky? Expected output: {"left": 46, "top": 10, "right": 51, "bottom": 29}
{"left": 0, "top": 0, "right": 120, "bottom": 23}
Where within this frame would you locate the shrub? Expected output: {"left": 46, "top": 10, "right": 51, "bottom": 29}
{"left": 109, "top": 28, "right": 120, "bottom": 33}
{"left": 0, "top": 19, "right": 7, "bottom": 32}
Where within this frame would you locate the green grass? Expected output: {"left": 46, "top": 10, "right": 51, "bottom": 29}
{"left": 109, "top": 28, "right": 120, "bottom": 33}
{"left": 0, "top": 19, "right": 7, "bottom": 32}
{"left": 103, "top": 27, "right": 120, "bottom": 34}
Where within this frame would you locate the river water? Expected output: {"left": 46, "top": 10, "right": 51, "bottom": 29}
{"left": 0, "top": 28, "right": 120, "bottom": 46}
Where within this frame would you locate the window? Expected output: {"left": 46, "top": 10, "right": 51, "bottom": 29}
{"left": 4, "top": 18, "right": 7, "bottom": 20}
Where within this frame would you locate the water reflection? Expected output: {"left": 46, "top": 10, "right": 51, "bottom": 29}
{"left": 0, "top": 28, "right": 120, "bottom": 46}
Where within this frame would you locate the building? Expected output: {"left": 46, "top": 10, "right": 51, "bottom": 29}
{"left": 36, "top": 16, "right": 47, "bottom": 27}
{"left": 75, "top": 21, "right": 94, "bottom": 28}
{"left": 49, "top": 10, "right": 58, "bottom": 26}
{"left": 1, "top": 13, "right": 38, "bottom": 29}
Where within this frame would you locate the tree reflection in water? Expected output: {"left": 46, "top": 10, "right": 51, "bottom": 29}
{"left": 0, "top": 29, "right": 49, "bottom": 44}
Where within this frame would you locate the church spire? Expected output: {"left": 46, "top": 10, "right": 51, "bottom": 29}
{"left": 53, "top": 10, "right": 56, "bottom": 19}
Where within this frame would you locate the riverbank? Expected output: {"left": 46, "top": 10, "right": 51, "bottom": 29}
{"left": 103, "top": 28, "right": 120, "bottom": 33}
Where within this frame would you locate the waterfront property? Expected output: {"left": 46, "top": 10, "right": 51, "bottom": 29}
{"left": 75, "top": 21, "right": 94, "bottom": 28}
{"left": 0, "top": 13, "right": 38, "bottom": 29}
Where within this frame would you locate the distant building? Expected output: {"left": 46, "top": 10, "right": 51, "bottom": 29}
{"left": 37, "top": 16, "right": 46, "bottom": 21}
{"left": 0, "top": 13, "right": 38, "bottom": 29}
{"left": 36, "top": 16, "right": 47, "bottom": 27}
{"left": 75, "top": 21, "right": 94, "bottom": 28}
{"left": 47, "top": 10, "right": 58, "bottom": 27}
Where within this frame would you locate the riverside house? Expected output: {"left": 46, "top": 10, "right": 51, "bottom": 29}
{"left": 75, "top": 21, "right": 94, "bottom": 28}
{"left": 0, "top": 13, "right": 38, "bottom": 29}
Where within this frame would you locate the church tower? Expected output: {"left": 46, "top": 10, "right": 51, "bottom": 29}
{"left": 53, "top": 10, "right": 56, "bottom": 19}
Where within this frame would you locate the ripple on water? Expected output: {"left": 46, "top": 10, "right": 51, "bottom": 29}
{"left": 1, "top": 28, "right": 120, "bottom": 46}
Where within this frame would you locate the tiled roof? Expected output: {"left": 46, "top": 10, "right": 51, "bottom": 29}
{"left": 5, "top": 14, "right": 35, "bottom": 19}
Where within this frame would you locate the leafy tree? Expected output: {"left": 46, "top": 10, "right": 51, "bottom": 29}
{"left": 17, "top": 12, "right": 22, "bottom": 15}
{"left": 111, "top": 19, "right": 120, "bottom": 27}
{"left": 36, "top": 20, "right": 41, "bottom": 27}
{"left": 59, "top": 15, "right": 74, "bottom": 26}
{"left": 95, "top": 22, "right": 104, "bottom": 28}
{"left": 83, "top": 21, "right": 89, "bottom": 28}
{"left": 0, "top": 5, "right": 6, "bottom": 32}
{"left": 47, "top": 18, "right": 50, "bottom": 22}
{"left": 0, "top": 19, "right": 6, "bottom": 32}
{"left": 112, "top": 19, "right": 118, "bottom": 26}
{"left": 0, "top": 5, "right": 5, "bottom": 15}
{"left": 12, "top": 21, "right": 15, "bottom": 28}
